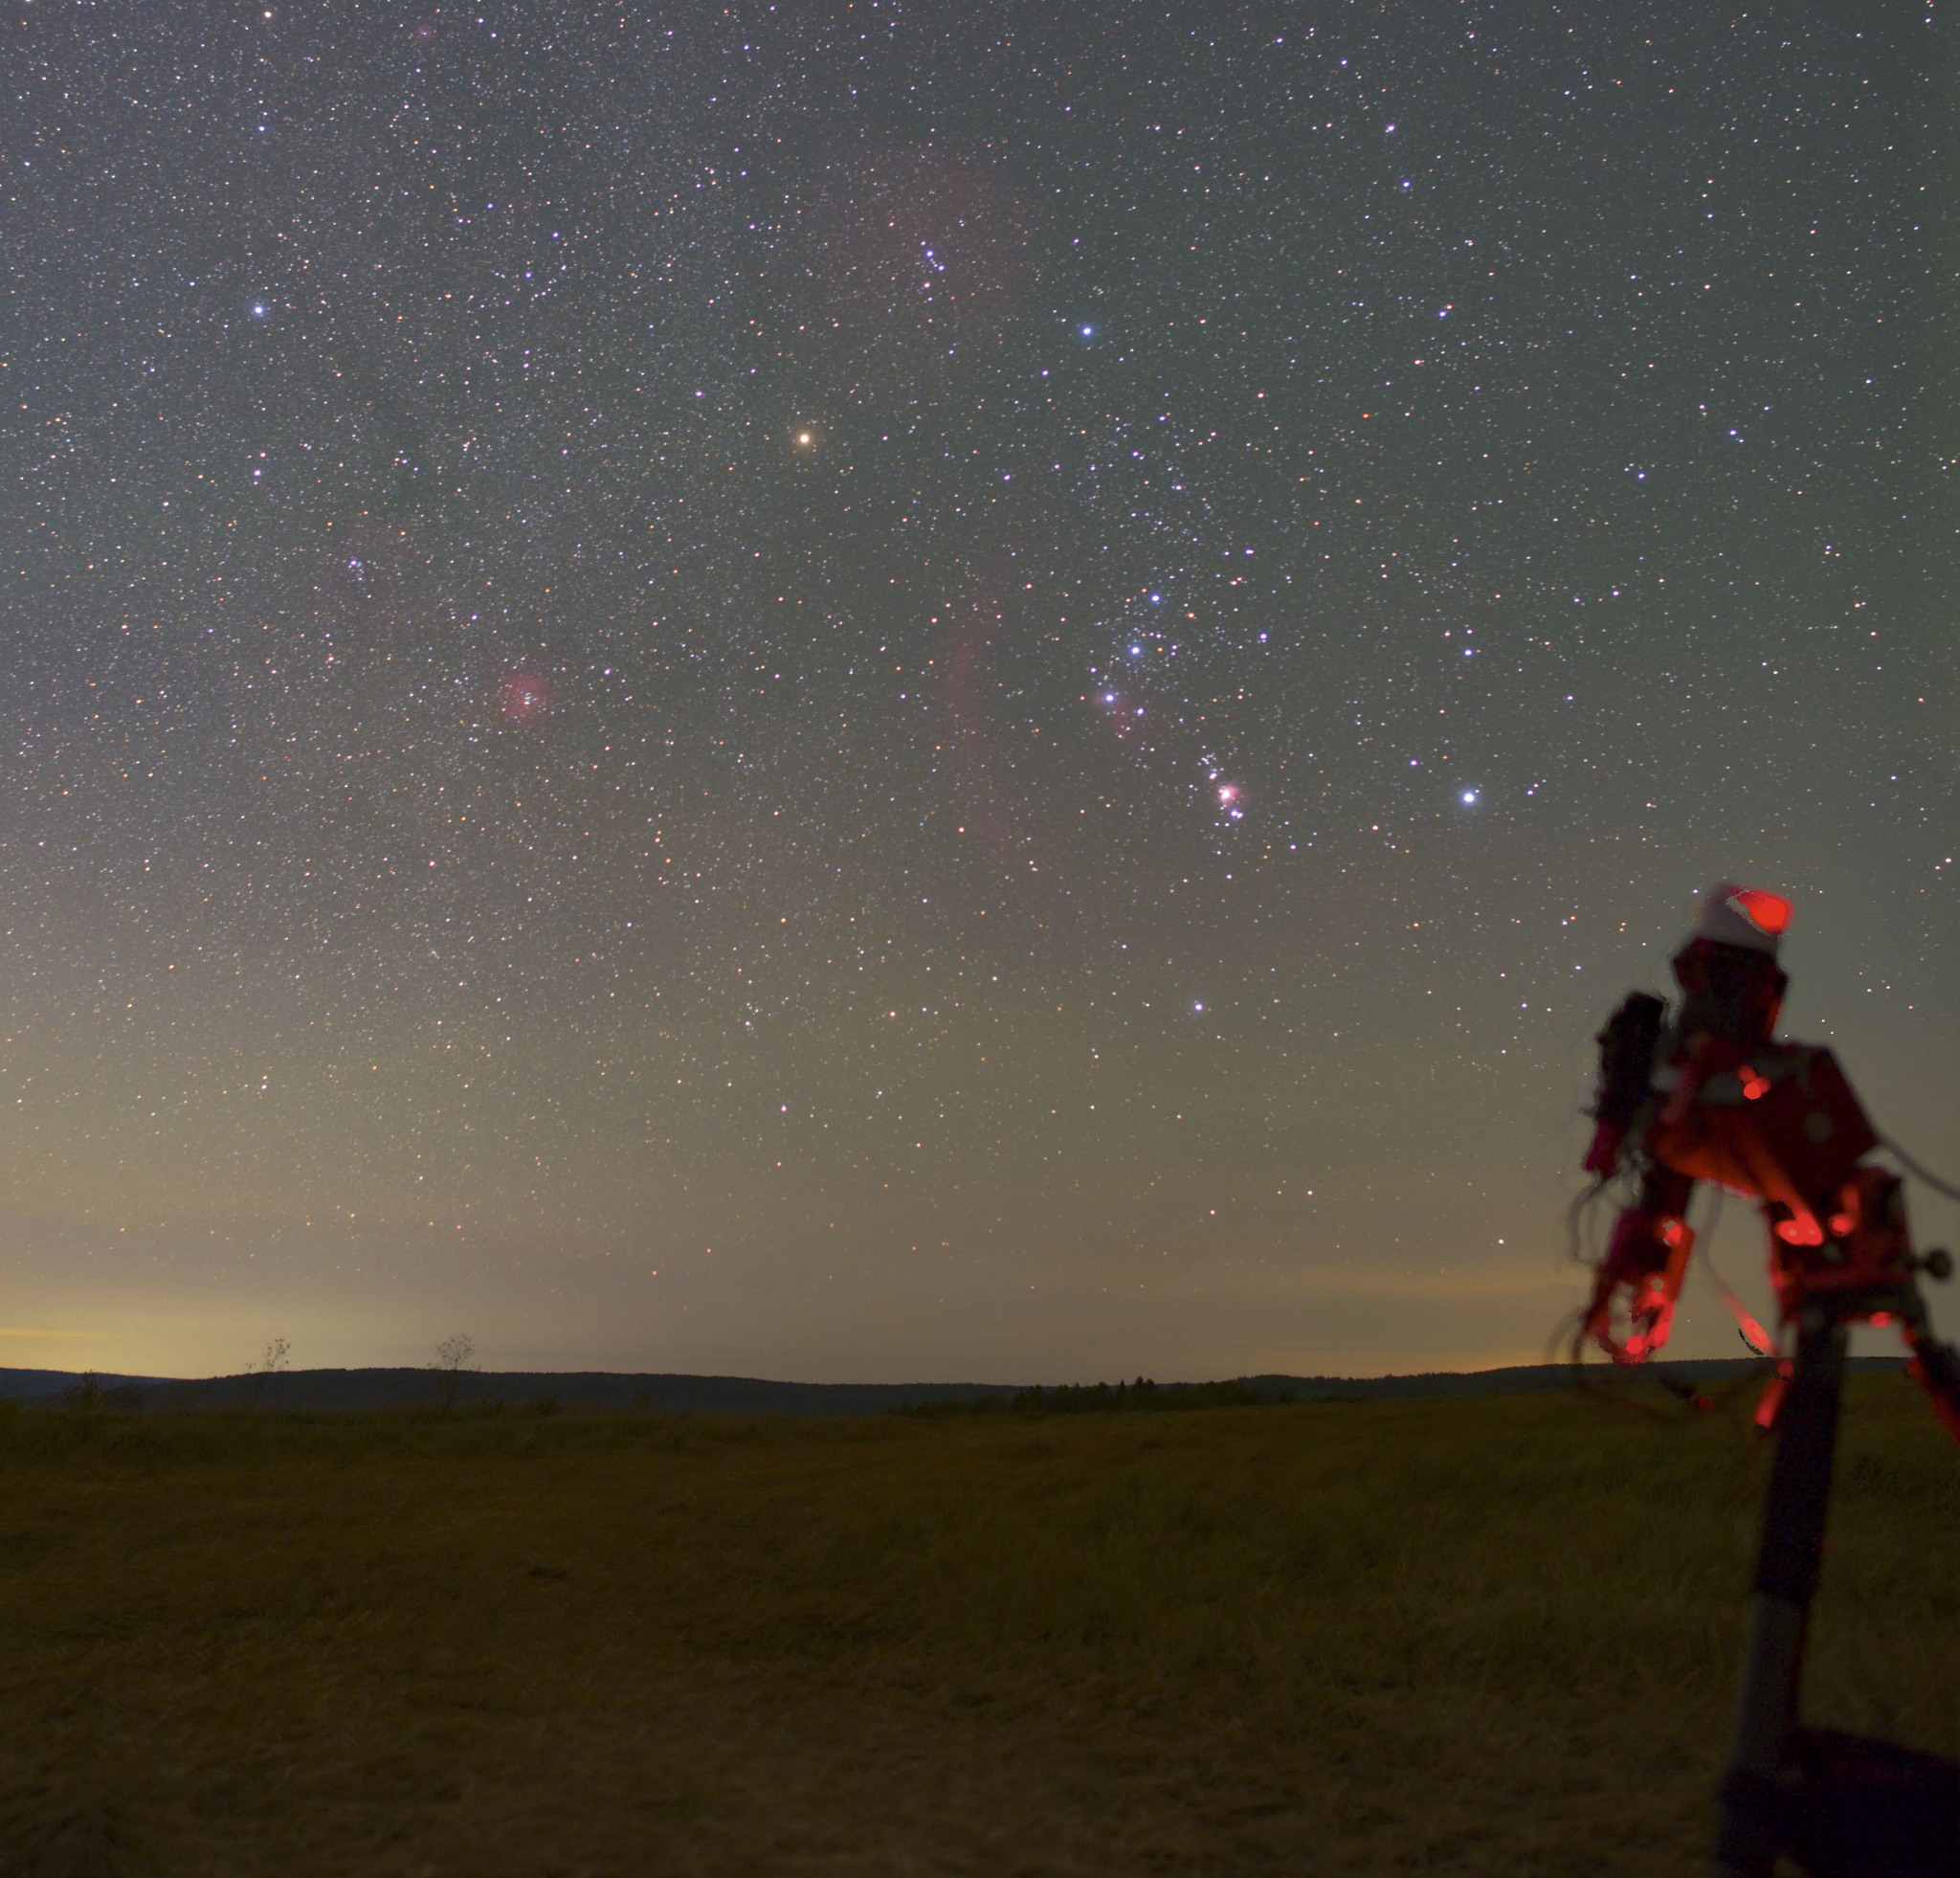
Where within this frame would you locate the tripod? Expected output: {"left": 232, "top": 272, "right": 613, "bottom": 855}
{"left": 1715, "top": 1304, "right": 1960, "bottom": 1878}
{"left": 1575, "top": 884, "right": 1960, "bottom": 1878}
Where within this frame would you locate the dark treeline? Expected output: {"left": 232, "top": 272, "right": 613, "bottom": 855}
{"left": 5, "top": 1358, "right": 1907, "bottom": 1420}
{"left": 894, "top": 1377, "right": 1298, "bottom": 1418}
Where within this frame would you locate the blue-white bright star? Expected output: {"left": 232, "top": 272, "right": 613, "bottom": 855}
{"left": 1460, "top": 789, "right": 1479, "bottom": 805}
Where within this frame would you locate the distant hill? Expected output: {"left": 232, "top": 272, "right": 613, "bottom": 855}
{"left": 0, "top": 1355, "right": 1904, "bottom": 1416}
{"left": 0, "top": 1367, "right": 1016, "bottom": 1415}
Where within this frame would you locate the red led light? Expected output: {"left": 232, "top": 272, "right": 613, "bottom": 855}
{"left": 1828, "top": 1213, "right": 1856, "bottom": 1239}
{"left": 1775, "top": 1217, "right": 1824, "bottom": 1246}
{"left": 1738, "top": 1065, "right": 1771, "bottom": 1101}
{"left": 1659, "top": 1218, "right": 1687, "bottom": 1248}
{"left": 1726, "top": 887, "right": 1793, "bottom": 936}
{"left": 1728, "top": 1303, "right": 1773, "bottom": 1355}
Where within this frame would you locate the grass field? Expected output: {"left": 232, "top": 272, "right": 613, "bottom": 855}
{"left": 1, "top": 1374, "right": 1952, "bottom": 1877}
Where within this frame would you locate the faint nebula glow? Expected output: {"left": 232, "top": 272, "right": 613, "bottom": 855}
{"left": 501, "top": 672, "right": 552, "bottom": 725}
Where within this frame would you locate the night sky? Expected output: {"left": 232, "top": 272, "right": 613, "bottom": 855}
{"left": 4, "top": 2, "right": 1951, "bottom": 1384}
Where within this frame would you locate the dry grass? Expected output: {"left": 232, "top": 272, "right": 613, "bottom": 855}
{"left": 0, "top": 1375, "right": 1951, "bottom": 1876}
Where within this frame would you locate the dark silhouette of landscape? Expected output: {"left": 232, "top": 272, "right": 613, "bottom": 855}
{"left": 0, "top": 1355, "right": 1906, "bottom": 1415}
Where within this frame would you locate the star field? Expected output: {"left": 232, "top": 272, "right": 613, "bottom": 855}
{"left": 2, "top": 2, "right": 1950, "bottom": 1380}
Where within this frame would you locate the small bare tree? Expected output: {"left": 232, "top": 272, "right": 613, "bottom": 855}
{"left": 431, "top": 1331, "right": 478, "bottom": 1413}
{"left": 245, "top": 1336, "right": 291, "bottom": 1410}
{"left": 62, "top": 1371, "right": 108, "bottom": 1415}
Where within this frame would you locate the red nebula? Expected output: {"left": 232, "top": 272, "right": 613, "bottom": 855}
{"left": 942, "top": 592, "right": 1027, "bottom": 862}
{"left": 501, "top": 672, "right": 551, "bottom": 726}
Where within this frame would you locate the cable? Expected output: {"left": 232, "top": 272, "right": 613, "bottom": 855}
{"left": 1879, "top": 1134, "right": 1960, "bottom": 1207}
{"left": 1684, "top": 1186, "right": 1772, "bottom": 1356}
{"left": 1565, "top": 1174, "right": 1610, "bottom": 1268}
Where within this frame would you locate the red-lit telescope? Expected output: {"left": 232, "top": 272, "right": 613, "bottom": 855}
{"left": 501, "top": 671, "right": 551, "bottom": 726}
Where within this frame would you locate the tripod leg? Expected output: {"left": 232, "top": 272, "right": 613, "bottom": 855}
{"left": 1716, "top": 1317, "right": 1848, "bottom": 1877}
{"left": 1904, "top": 1329, "right": 1960, "bottom": 1447}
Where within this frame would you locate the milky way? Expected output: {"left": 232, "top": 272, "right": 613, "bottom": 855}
{"left": 3, "top": 3, "right": 1950, "bottom": 1381}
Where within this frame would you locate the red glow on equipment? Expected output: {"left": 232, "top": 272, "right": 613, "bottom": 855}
{"left": 1578, "top": 886, "right": 1956, "bottom": 1431}
{"left": 1726, "top": 1297, "right": 1774, "bottom": 1356}
{"left": 1727, "top": 887, "right": 1793, "bottom": 936}
{"left": 1583, "top": 1200, "right": 1697, "bottom": 1364}
{"left": 1651, "top": 1041, "right": 1874, "bottom": 1222}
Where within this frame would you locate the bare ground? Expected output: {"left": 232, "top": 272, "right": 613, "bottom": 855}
{"left": 2, "top": 1383, "right": 1949, "bottom": 1876}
